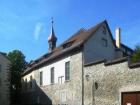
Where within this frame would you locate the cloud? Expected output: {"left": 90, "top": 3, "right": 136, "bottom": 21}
{"left": 34, "top": 22, "right": 44, "bottom": 40}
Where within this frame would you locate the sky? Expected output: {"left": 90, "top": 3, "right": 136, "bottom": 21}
{"left": 0, "top": 0, "right": 140, "bottom": 61}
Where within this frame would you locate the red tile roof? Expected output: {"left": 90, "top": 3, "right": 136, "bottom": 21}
{"left": 22, "top": 20, "right": 105, "bottom": 76}
{"left": 22, "top": 20, "right": 133, "bottom": 76}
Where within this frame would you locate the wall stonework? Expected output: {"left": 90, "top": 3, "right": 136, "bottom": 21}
{"left": 84, "top": 61, "right": 140, "bottom": 105}
{"left": 40, "top": 51, "right": 83, "bottom": 105}
{"left": 21, "top": 51, "right": 83, "bottom": 105}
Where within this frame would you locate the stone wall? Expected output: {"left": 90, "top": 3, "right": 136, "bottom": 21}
{"left": 21, "top": 51, "right": 83, "bottom": 105}
{"left": 40, "top": 51, "right": 83, "bottom": 105}
{"left": 84, "top": 60, "right": 140, "bottom": 105}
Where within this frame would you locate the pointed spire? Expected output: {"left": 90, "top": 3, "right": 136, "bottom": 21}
{"left": 48, "top": 17, "right": 57, "bottom": 52}
{"left": 48, "top": 17, "right": 57, "bottom": 42}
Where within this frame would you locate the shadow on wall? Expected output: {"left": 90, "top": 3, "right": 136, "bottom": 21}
{"left": 20, "top": 79, "right": 52, "bottom": 105}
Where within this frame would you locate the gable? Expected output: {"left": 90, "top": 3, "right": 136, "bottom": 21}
{"left": 83, "top": 22, "right": 116, "bottom": 64}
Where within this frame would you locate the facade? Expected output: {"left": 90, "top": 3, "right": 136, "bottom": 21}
{"left": 21, "top": 20, "right": 139, "bottom": 105}
{"left": 0, "top": 52, "right": 11, "bottom": 105}
{"left": 84, "top": 58, "right": 140, "bottom": 105}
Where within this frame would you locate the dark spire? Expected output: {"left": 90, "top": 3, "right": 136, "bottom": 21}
{"left": 48, "top": 17, "right": 57, "bottom": 52}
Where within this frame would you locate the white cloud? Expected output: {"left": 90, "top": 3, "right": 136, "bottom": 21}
{"left": 34, "top": 22, "right": 44, "bottom": 40}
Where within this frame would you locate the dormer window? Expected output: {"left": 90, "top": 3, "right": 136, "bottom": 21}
{"left": 63, "top": 40, "right": 75, "bottom": 49}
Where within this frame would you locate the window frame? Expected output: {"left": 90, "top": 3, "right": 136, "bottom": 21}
{"left": 25, "top": 78, "right": 27, "bottom": 91}
{"left": 50, "top": 67, "right": 55, "bottom": 84}
{"left": 65, "top": 61, "right": 70, "bottom": 81}
{"left": 30, "top": 75, "right": 33, "bottom": 89}
{"left": 40, "top": 71, "right": 43, "bottom": 86}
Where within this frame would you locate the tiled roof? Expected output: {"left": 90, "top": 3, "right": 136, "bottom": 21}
{"left": 22, "top": 20, "right": 134, "bottom": 76}
{"left": 22, "top": 20, "right": 105, "bottom": 76}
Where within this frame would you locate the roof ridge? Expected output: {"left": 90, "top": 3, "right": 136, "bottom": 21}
{"left": 87, "top": 20, "right": 106, "bottom": 31}
{"left": 60, "top": 28, "right": 86, "bottom": 45}
{"left": 82, "top": 20, "right": 106, "bottom": 43}
{"left": 23, "top": 20, "right": 108, "bottom": 75}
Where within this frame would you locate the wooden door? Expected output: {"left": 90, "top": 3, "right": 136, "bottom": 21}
{"left": 122, "top": 92, "right": 140, "bottom": 105}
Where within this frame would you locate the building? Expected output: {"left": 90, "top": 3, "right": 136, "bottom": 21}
{"left": 0, "top": 52, "right": 11, "bottom": 105}
{"left": 21, "top": 20, "right": 140, "bottom": 105}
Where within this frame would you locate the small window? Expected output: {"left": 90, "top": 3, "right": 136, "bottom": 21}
{"left": 40, "top": 71, "right": 43, "bottom": 86}
{"left": 50, "top": 67, "right": 54, "bottom": 84}
{"left": 102, "top": 26, "right": 107, "bottom": 34}
{"left": 62, "top": 40, "right": 75, "bottom": 49}
{"left": 65, "top": 61, "right": 70, "bottom": 81}
{"left": 60, "top": 91, "right": 67, "bottom": 103}
{"left": 102, "top": 38, "right": 108, "bottom": 47}
{"left": 30, "top": 76, "right": 33, "bottom": 88}
{"left": 25, "top": 78, "right": 27, "bottom": 90}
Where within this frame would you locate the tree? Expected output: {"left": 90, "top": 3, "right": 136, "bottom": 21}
{"left": 8, "top": 50, "right": 27, "bottom": 103}
{"left": 131, "top": 45, "right": 140, "bottom": 63}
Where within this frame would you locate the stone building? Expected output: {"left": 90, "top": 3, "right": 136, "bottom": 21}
{"left": 0, "top": 52, "right": 11, "bottom": 105}
{"left": 21, "top": 20, "right": 139, "bottom": 105}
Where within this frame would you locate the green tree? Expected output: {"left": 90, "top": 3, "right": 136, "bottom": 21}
{"left": 131, "top": 45, "right": 140, "bottom": 63}
{"left": 8, "top": 50, "right": 27, "bottom": 103}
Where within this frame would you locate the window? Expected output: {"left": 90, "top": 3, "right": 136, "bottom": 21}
{"left": 102, "top": 38, "right": 108, "bottom": 47}
{"left": 40, "top": 71, "right": 43, "bottom": 86}
{"left": 50, "top": 67, "right": 54, "bottom": 84}
{"left": 25, "top": 78, "right": 27, "bottom": 90}
{"left": 30, "top": 76, "right": 33, "bottom": 88}
{"left": 62, "top": 40, "right": 75, "bottom": 49}
{"left": 60, "top": 91, "right": 67, "bottom": 103}
{"left": 65, "top": 61, "right": 70, "bottom": 81}
{"left": 102, "top": 26, "right": 107, "bottom": 34}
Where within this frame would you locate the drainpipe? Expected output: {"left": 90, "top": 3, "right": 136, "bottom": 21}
{"left": 82, "top": 49, "right": 84, "bottom": 105}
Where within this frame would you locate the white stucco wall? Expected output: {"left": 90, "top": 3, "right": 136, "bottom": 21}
{"left": 84, "top": 23, "right": 116, "bottom": 64}
{"left": 23, "top": 56, "right": 70, "bottom": 87}
{"left": 23, "top": 71, "right": 35, "bottom": 82}
{"left": 22, "top": 70, "right": 36, "bottom": 91}
{"left": 39, "top": 56, "right": 70, "bottom": 86}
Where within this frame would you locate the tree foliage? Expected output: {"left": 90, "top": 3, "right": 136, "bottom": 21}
{"left": 131, "top": 45, "right": 140, "bottom": 63}
{"left": 8, "top": 50, "right": 27, "bottom": 89}
{"left": 8, "top": 50, "right": 27, "bottom": 103}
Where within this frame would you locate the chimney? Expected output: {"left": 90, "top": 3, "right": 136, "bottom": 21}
{"left": 115, "top": 28, "right": 121, "bottom": 48}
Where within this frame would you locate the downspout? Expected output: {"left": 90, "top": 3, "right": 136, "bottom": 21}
{"left": 82, "top": 47, "right": 84, "bottom": 105}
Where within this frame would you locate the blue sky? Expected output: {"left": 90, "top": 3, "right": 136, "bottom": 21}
{"left": 0, "top": 0, "right": 140, "bottom": 61}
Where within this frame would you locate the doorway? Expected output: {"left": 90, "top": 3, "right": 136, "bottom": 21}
{"left": 122, "top": 92, "right": 140, "bottom": 105}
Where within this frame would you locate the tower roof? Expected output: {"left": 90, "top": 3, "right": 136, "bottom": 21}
{"left": 48, "top": 18, "right": 57, "bottom": 42}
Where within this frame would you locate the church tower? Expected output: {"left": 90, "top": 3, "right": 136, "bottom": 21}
{"left": 48, "top": 18, "right": 57, "bottom": 53}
